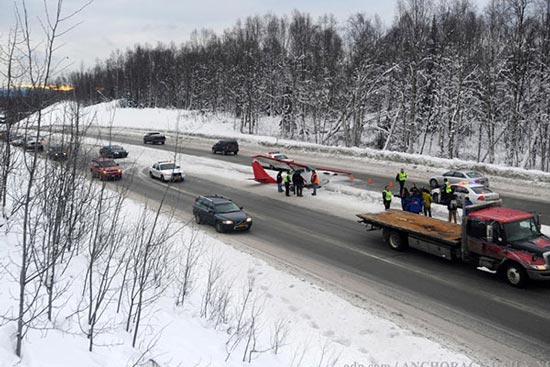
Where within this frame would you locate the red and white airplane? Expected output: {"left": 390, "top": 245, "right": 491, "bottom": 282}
{"left": 250, "top": 154, "right": 354, "bottom": 186}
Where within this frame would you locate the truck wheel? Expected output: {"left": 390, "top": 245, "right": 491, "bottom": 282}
{"left": 383, "top": 229, "right": 408, "bottom": 251}
{"left": 504, "top": 262, "right": 528, "bottom": 288}
{"left": 430, "top": 179, "right": 438, "bottom": 188}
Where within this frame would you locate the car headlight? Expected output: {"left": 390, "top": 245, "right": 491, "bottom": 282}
{"left": 222, "top": 220, "right": 233, "bottom": 225}
{"left": 246, "top": 217, "right": 252, "bottom": 222}
{"left": 117, "top": 169, "right": 122, "bottom": 173}
{"left": 530, "top": 264, "right": 548, "bottom": 271}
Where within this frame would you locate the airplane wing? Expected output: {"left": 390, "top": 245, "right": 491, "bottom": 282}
{"left": 250, "top": 155, "right": 353, "bottom": 185}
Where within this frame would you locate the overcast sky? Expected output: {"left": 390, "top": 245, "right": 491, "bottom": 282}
{"left": 0, "top": 0, "right": 489, "bottom": 74}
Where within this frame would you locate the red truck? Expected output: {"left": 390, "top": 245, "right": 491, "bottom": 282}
{"left": 357, "top": 202, "right": 550, "bottom": 287}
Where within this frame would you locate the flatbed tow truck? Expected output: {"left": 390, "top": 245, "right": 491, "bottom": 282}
{"left": 357, "top": 202, "right": 550, "bottom": 287}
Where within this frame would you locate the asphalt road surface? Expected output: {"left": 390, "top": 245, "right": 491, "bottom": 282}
{"left": 102, "top": 131, "right": 550, "bottom": 225}
{"left": 125, "top": 166, "right": 550, "bottom": 363}
{"left": 96, "top": 130, "right": 550, "bottom": 363}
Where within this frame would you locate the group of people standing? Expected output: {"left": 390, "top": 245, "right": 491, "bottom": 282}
{"left": 276, "top": 169, "right": 319, "bottom": 197}
{"left": 383, "top": 168, "right": 433, "bottom": 217}
{"left": 384, "top": 168, "right": 474, "bottom": 224}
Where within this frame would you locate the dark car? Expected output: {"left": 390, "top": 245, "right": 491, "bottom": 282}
{"left": 99, "top": 145, "right": 128, "bottom": 158}
{"left": 143, "top": 132, "right": 166, "bottom": 145}
{"left": 23, "top": 140, "right": 44, "bottom": 152}
{"left": 90, "top": 157, "right": 122, "bottom": 180}
{"left": 193, "top": 195, "right": 252, "bottom": 233}
{"left": 47, "top": 146, "right": 68, "bottom": 161}
{"left": 212, "top": 140, "right": 239, "bottom": 155}
{"left": 9, "top": 134, "right": 26, "bottom": 146}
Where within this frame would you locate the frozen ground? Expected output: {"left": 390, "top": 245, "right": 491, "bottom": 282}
{"left": 2, "top": 100, "right": 547, "bottom": 366}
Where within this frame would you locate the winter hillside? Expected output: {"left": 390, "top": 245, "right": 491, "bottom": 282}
{"left": 0, "top": 100, "right": 548, "bottom": 366}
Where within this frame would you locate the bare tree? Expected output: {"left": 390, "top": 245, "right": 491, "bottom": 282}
{"left": 175, "top": 228, "right": 204, "bottom": 306}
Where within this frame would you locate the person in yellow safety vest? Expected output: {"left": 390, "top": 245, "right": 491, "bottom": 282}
{"left": 311, "top": 170, "right": 319, "bottom": 196}
{"left": 442, "top": 178, "right": 452, "bottom": 203}
{"left": 284, "top": 171, "right": 292, "bottom": 197}
{"left": 395, "top": 168, "right": 407, "bottom": 196}
{"left": 383, "top": 185, "right": 392, "bottom": 210}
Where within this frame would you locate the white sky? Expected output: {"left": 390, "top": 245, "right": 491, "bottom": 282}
{"left": 0, "top": 0, "right": 490, "bottom": 74}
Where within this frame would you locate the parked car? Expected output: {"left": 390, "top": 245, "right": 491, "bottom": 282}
{"left": 23, "top": 139, "right": 44, "bottom": 152}
{"left": 431, "top": 183, "right": 499, "bottom": 207}
{"left": 99, "top": 145, "right": 128, "bottom": 158}
{"left": 429, "top": 170, "right": 489, "bottom": 188}
{"left": 149, "top": 160, "right": 185, "bottom": 182}
{"left": 212, "top": 140, "right": 239, "bottom": 155}
{"left": 47, "top": 146, "right": 68, "bottom": 161}
{"left": 143, "top": 132, "right": 166, "bottom": 145}
{"left": 262, "top": 150, "right": 293, "bottom": 170}
{"left": 9, "top": 134, "right": 26, "bottom": 146}
{"left": 89, "top": 157, "right": 122, "bottom": 180}
{"left": 193, "top": 195, "right": 252, "bottom": 233}
{"left": 268, "top": 150, "right": 291, "bottom": 161}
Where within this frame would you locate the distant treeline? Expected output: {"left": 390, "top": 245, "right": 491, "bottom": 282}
{"left": 66, "top": 0, "right": 550, "bottom": 171}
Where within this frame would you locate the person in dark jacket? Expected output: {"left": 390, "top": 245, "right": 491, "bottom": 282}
{"left": 448, "top": 194, "right": 458, "bottom": 223}
{"left": 396, "top": 168, "right": 407, "bottom": 195}
{"left": 276, "top": 170, "right": 284, "bottom": 192}
{"left": 292, "top": 170, "right": 305, "bottom": 196}
{"left": 410, "top": 183, "right": 421, "bottom": 198}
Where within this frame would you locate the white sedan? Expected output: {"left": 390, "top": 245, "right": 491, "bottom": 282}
{"left": 262, "top": 151, "right": 294, "bottom": 170}
{"left": 149, "top": 161, "right": 185, "bottom": 182}
{"left": 429, "top": 170, "right": 489, "bottom": 188}
{"left": 431, "top": 183, "right": 499, "bottom": 207}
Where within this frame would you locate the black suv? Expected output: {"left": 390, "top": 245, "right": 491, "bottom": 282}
{"left": 212, "top": 140, "right": 239, "bottom": 155}
{"left": 143, "top": 132, "right": 166, "bottom": 145}
{"left": 193, "top": 195, "right": 252, "bottom": 233}
{"left": 47, "top": 146, "right": 68, "bottom": 161}
{"left": 100, "top": 145, "right": 128, "bottom": 158}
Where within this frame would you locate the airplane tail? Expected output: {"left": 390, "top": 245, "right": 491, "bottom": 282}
{"left": 251, "top": 160, "right": 277, "bottom": 184}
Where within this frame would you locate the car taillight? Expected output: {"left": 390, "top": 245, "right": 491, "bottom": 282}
{"left": 478, "top": 196, "right": 484, "bottom": 201}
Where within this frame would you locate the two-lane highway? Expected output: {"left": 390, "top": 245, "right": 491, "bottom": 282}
{"left": 92, "top": 129, "right": 550, "bottom": 363}
{"left": 102, "top": 130, "right": 550, "bottom": 225}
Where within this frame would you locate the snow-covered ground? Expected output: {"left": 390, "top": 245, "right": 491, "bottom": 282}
{"left": 2, "top": 100, "right": 548, "bottom": 366}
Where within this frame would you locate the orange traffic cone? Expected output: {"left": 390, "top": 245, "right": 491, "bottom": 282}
{"left": 389, "top": 181, "right": 393, "bottom": 188}
{"left": 367, "top": 178, "right": 373, "bottom": 184}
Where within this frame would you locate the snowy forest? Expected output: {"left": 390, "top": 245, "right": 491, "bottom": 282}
{"left": 65, "top": 0, "right": 550, "bottom": 172}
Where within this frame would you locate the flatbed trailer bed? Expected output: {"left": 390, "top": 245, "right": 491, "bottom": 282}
{"left": 357, "top": 210, "right": 462, "bottom": 260}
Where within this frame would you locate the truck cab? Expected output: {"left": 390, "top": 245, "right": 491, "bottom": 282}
{"left": 463, "top": 206, "right": 550, "bottom": 287}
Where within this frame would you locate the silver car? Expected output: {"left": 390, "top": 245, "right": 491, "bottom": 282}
{"left": 429, "top": 170, "right": 489, "bottom": 188}
{"left": 431, "top": 183, "right": 499, "bottom": 207}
